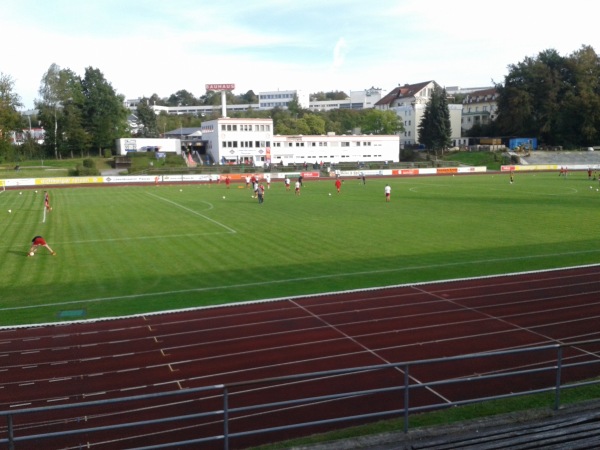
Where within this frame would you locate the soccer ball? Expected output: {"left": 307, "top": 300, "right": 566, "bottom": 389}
{"left": 328, "top": 193, "right": 332, "bottom": 196}
{"left": 7, "top": 209, "right": 11, "bottom": 213}
{"left": 29, "top": 252, "right": 34, "bottom": 257}
{"left": 223, "top": 196, "right": 226, "bottom": 199}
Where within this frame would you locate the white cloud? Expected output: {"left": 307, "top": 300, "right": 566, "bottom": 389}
{"left": 332, "top": 38, "right": 348, "bottom": 70}
{"left": 2, "top": 0, "right": 600, "bottom": 109}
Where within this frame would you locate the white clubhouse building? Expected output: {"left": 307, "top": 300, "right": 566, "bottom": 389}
{"left": 201, "top": 117, "right": 400, "bottom": 166}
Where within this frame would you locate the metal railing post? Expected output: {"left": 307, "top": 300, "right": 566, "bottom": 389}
{"left": 7, "top": 413, "right": 15, "bottom": 450}
{"left": 223, "top": 386, "right": 230, "bottom": 450}
{"left": 554, "top": 345, "right": 563, "bottom": 410}
{"left": 403, "top": 364, "right": 410, "bottom": 433}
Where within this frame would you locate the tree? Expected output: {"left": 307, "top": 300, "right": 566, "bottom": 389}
{"left": 166, "top": 89, "right": 198, "bottom": 106}
{"left": 322, "top": 108, "right": 362, "bottom": 134}
{"left": 361, "top": 109, "right": 401, "bottom": 135}
{"left": 495, "top": 45, "right": 600, "bottom": 147}
{"left": 561, "top": 46, "right": 600, "bottom": 146}
{"left": 136, "top": 98, "right": 159, "bottom": 137}
{"left": 0, "top": 72, "right": 23, "bottom": 160}
{"left": 238, "top": 90, "right": 258, "bottom": 104}
{"left": 62, "top": 93, "right": 90, "bottom": 158}
{"left": 287, "top": 94, "right": 301, "bottom": 117}
{"left": 38, "top": 64, "right": 63, "bottom": 158}
{"left": 81, "top": 67, "right": 129, "bottom": 155}
{"left": 148, "top": 93, "right": 166, "bottom": 106}
{"left": 310, "top": 91, "right": 348, "bottom": 101}
{"left": 37, "top": 64, "right": 87, "bottom": 159}
{"left": 199, "top": 90, "right": 219, "bottom": 106}
{"left": 418, "top": 86, "right": 452, "bottom": 156}
{"left": 303, "top": 113, "right": 326, "bottom": 135}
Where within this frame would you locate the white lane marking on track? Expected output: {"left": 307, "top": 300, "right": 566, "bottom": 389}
{"left": 147, "top": 192, "right": 237, "bottom": 234}
{"left": 2, "top": 271, "right": 598, "bottom": 410}
{"left": 289, "top": 299, "right": 453, "bottom": 404}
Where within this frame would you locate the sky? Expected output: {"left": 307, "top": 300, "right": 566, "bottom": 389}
{"left": 2, "top": 0, "right": 599, "bottom": 110}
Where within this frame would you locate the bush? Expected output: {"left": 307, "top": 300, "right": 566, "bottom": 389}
{"left": 71, "top": 164, "right": 101, "bottom": 176}
{"left": 82, "top": 158, "right": 96, "bottom": 169}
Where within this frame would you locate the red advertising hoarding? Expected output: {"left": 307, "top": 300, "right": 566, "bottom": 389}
{"left": 205, "top": 84, "right": 235, "bottom": 91}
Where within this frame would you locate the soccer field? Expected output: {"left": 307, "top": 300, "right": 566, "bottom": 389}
{"left": 1, "top": 172, "right": 599, "bottom": 326}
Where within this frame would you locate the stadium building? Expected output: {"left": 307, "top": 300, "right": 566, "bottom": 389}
{"left": 200, "top": 117, "right": 400, "bottom": 167}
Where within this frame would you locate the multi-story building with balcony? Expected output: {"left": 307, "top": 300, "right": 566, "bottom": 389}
{"left": 461, "top": 87, "right": 498, "bottom": 132}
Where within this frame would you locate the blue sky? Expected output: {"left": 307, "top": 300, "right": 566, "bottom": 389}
{"left": 2, "top": 0, "right": 598, "bottom": 110}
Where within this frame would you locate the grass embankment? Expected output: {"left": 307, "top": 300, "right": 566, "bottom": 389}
{"left": 0, "top": 157, "right": 115, "bottom": 178}
{"left": 249, "top": 382, "right": 600, "bottom": 449}
{"left": 442, "top": 150, "right": 505, "bottom": 170}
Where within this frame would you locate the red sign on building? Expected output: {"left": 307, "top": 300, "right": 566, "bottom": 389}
{"left": 205, "top": 84, "right": 235, "bottom": 91}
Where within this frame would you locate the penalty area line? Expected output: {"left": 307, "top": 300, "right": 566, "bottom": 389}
{"left": 147, "top": 192, "right": 236, "bottom": 234}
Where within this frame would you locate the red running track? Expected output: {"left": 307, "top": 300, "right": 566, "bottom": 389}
{"left": 1, "top": 265, "right": 600, "bottom": 449}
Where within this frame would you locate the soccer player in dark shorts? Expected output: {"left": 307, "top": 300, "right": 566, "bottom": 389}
{"left": 28, "top": 236, "right": 56, "bottom": 256}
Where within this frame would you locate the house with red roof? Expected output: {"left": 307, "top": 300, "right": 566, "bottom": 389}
{"left": 375, "top": 81, "right": 465, "bottom": 149}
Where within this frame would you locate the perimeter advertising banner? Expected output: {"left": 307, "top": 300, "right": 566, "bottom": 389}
{"left": 502, "top": 164, "right": 597, "bottom": 172}
{"left": 162, "top": 174, "right": 219, "bottom": 182}
{"left": 436, "top": 167, "right": 458, "bottom": 174}
{"left": 34, "top": 177, "right": 104, "bottom": 185}
{"left": 103, "top": 176, "right": 156, "bottom": 183}
{"left": 300, "top": 171, "right": 320, "bottom": 178}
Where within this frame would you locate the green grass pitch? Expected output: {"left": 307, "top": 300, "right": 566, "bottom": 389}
{"left": 1, "top": 172, "right": 599, "bottom": 326}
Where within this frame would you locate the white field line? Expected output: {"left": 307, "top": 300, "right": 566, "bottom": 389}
{"left": 147, "top": 192, "right": 237, "bottom": 234}
{"left": 1, "top": 253, "right": 599, "bottom": 315}
{"left": 0, "top": 231, "right": 232, "bottom": 251}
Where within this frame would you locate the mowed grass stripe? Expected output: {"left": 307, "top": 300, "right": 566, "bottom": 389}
{"left": 1, "top": 173, "right": 599, "bottom": 326}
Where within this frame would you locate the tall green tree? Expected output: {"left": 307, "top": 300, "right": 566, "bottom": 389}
{"left": 0, "top": 72, "right": 22, "bottom": 160}
{"left": 287, "top": 94, "right": 301, "bottom": 117}
{"left": 37, "top": 64, "right": 87, "bottom": 159}
{"left": 495, "top": 45, "right": 600, "bottom": 147}
{"left": 136, "top": 98, "right": 159, "bottom": 137}
{"left": 38, "top": 63, "right": 63, "bottom": 159}
{"left": 561, "top": 46, "right": 600, "bottom": 145}
{"left": 81, "top": 67, "right": 128, "bottom": 155}
{"left": 418, "top": 86, "right": 452, "bottom": 156}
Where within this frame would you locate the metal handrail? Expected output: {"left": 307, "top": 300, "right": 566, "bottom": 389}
{"left": 2, "top": 340, "right": 599, "bottom": 449}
